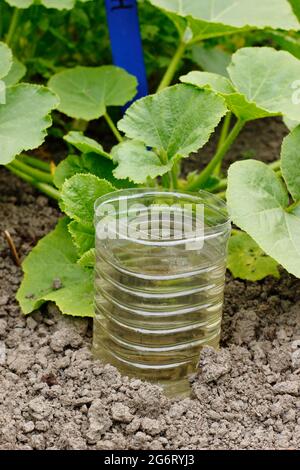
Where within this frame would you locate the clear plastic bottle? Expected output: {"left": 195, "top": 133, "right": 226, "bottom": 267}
{"left": 93, "top": 189, "right": 231, "bottom": 395}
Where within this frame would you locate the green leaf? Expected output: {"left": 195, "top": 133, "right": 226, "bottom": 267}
{"left": 112, "top": 140, "right": 172, "bottom": 184}
{"left": 182, "top": 47, "right": 300, "bottom": 122}
{"left": 48, "top": 66, "right": 137, "bottom": 121}
{"left": 283, "top": 116, "right": 299, "bottom": 131}
{"left": 68, "top": 220, "right": 94, "bottom": 257}
{"left": 4, "top": 0, "right": 33, "bottom": 8}
{"left": 0, "top": 81, "right": 5, "bottom": 105}
{"left": 290, "top": 0, "right": 300, "bottom": 19}
{"left": 118, "top": 84, "right": 227, "bottom": 160}
{"left": 228, "top": 231, "right": 280, "bottom": 281}
{"left": 60, "top": 174, "right": 115, "bottom": 226}
{"left": 267, "top": 31, "right": 300, "bottom": 60}
{"left": 42, "top": 0, "right": 75, "bottom": 9}
{"left": 191, "top": 46, "right": 231, "bottom": 77}
{"left": 64, "top": 131, "right": 111, "bottom": 159}
{"left": 181, "top": 70, "right": 274, "bottom": 121}
{"left": 78, "top": 248, "right": 96, "bottom": 269}
{"left": 54, "top": 153, "right": 133, "bottom": 190}
{"left": 149, "top": 0, "right": 299, "bottom": 33}
{"left": 181, "top": 71, "right": 234, "bottom": 94}
{"left": 4, "top": 0, "right": 80, "bottom": 8}
{"left": 227, "top": 160, "right": 300, "bottom": 278}
{"left": 16, "top": 218, "right": 94, "bottom": 317}
{"left": 228, "top": 47, "right": 300, "bottom": 122}
{"left": 0, "top": 84, "right": 58, "bottom": 165}
{"left": 281, "top": 126, "right": 300, "bottom": 201}
{"left": 0, "top": 42, "right": 12, "bottom": 80}
{"left": 3, "top": 57, "right": 26, "bottom": 86}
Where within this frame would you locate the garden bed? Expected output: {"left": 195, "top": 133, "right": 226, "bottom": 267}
{"left": 1, "top": 119, "right": 300, "bottom": 450}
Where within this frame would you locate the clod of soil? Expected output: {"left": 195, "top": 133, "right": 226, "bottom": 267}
{"left": 1, "top": 119, "right": 300, "bottom": 450}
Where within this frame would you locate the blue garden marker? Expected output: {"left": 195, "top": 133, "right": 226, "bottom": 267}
{"left": 104, "top": 0, "right": 148, "bottom": 103}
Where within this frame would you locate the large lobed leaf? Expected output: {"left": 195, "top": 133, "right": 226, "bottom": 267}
{"left": 0, "top": 84, "right": 58, "bottom": 165}
{"left": 64, "top": 131, "right": 111, "bottom": 159}
{"left": 118, "top": 84, "right": 227, "bottom": 161}
{"left": 281, "top": 125, "right": 300, "bottom": 202}
{"left": 182, "top": 47, "right": 300, "bottom": 122}
{"left": 17, "top": 218, "right": 94, "bottom": 317}
{"left": 150, "top": 0, "right": 299, "bottom": 38}
{"left": 54, "top": 152, "right": 133, "bottom": 190}
{"left": 112, "top": 140, "right": 172, "bottom": 183}
{"left": 0, "top": 42, "right": 12, "bottom": 80}
{"left": 5, "top": 0, "right": 91, "bottom": 9}
{"left": 48, "top": 66, "right": 137, "bottom": 121}
{"left": 60, "top": 173, "right": 115, "bottom": 226}
{"left": 228, "top": 231, "right": 279, "bottom": 281}
{"left": 227, "top": 160, "right": 300, "bottom": 278}
{"left": 3, "top": 58, "right": 26, "bottom": 87}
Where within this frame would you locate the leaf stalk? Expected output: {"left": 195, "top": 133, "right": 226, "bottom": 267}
{"left": 187, "top": 119, "right": 245, "bottom": 191}
{"left": 104, "top": 112, "right": 123, "bottom": 143}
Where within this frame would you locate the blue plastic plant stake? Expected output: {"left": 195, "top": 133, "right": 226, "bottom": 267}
{"left": 104, "top": 0, "right": 148, "bottom": 103}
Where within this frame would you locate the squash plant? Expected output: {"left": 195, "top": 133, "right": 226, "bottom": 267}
{"left": 0, "top": 0, "right": 300, "bottom": 317}
{"left": 12, "top": 44, "right": 300, "bottom": 317}
{"left": 0, "top": 41, "right": 58, "bottom": 198}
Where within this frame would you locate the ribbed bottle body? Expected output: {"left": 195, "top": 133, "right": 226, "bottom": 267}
{"left": 93, "top": 190, "right": 230, "bottom": 395}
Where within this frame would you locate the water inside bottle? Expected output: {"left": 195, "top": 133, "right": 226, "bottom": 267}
{"left": 93, "top": 204, "right": 228, "bottom": 396}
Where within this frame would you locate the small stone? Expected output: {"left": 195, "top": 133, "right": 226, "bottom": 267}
{"left": 96, "top": 440, "right": 115, "bottom": 450}
{"left": 0, "top": 295, "right": 9, "bottom": 307}
{"left": 141, "top": 417, "right": 162, "bottom": 436}
{"left": 273, "top": 381, "right": 299, "bottom": 396}
{"left": 126, "top": 417, "right": 141, "bottom": 434}
{"left": 198, "top": 347, "right": 231, "bottom": 383}
{"left": 50, "top": 327, "right": 83, "bottom": 352}
{"left": 8, "top": 351, "right": 34, "bottom": 374}
{"left": 28, "top": 397, "right": 52, "bottom": 419}
{"left": 291, "top": 349, "right": 300, "bottom": 369}
{"left": 30, "top": 434, "right": 46, "bottom": 450}
{"left": 86, "top": 399, "right": 112, "bottom": 443}
{"left": 0, "top": 319, "right": 7, "bottom": 336}
{"left": 22, "top": 421, "right": 35, "bottom": 433}
{"left": 26, "top": 317, "right": 38, "bottom": 330}
{"left": 111, "top": 403, "right": 133, "bottom": 423}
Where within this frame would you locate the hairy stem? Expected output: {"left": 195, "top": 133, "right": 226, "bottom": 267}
{"left": 158, "top": 150, "right": 171, "bottom": 188}
{"left": 104, "top": 112, "right": 123, "bottom": 143}
{"left": 10, "top": 159, "right": 53, "bottom": 184}
{"left": 214, "top": 112, "right": 232, "bottom": 176}
{"left": 187, "top": 119, "right": 245, "bottom": 191}
{"left": 157, "top": 41, "right": 186, "bottom": 92}
{"left": 7, "top": 165, "right": 60, "bottom": 200}
{"left": 6, "top": 8, "right": 21, "bottom": 47}
{"left": 17, "top": 154, "right": 51, "bottom": 173}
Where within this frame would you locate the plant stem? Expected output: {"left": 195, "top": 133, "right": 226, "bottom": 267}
{"left": 158, "top": 150, "right": 171, "bottom": 188}
{"left": 211, "top": 178, "right": 227, "bottom": 193}
{"left": 17, "top": 154, "right": 51, "bottom": 173}
{"left": 10, "top": 159, "right": 53, "bottom": 184}
{"left": 157, "top": 41, "right": 186, "bottom": 92}
{"left": 6, "top": 8, "right": 21, "bottom": 47}
{"left": 269, "top": 160, "right": 281, "bottom": 172}
{"left": 171, "top": 164, "right": 179, "bottom": 189}
{"left": 214, "top": 112, "right": 232, "bottom": 176}
{"left": 7, "top": 165, "right": 60, "bottom": 200}
{"left": 187, "top": 119, "right": 245, "bottom": 191}
{"left": 104, "top": 112, "right": 123, "bottom": 143}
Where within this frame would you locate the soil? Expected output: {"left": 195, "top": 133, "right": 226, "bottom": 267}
{"left": 1, "top": 118, "right": 300, "bottom": 450}
{"left": 185, "top": 116, "right": 288, "bottom": 176}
